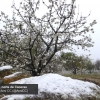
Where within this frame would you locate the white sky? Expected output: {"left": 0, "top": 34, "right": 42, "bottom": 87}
{"left": 0, "top": 0, "right": 100, "bottom": 61}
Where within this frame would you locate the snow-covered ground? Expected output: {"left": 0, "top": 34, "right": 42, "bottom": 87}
{"left": 4, "top": 72, "right": 22, "bottom": 79}
{"left": 0, "top": 65, "right": 13, "bottom": 71}
{"left": 1, "top": 73, "right": 100, "bottom": 100}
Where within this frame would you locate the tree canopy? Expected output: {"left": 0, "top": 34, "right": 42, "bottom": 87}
{"left": 0, "top": 0, "right": 96, "bottom": 76}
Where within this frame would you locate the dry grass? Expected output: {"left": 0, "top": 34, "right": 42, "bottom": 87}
{"left": 0, "top": 69, "right": 13, "bottom": 78}
{"left": 3, "top": 73, "right": 30, "bottom": 84}
{"left": 62, "top": 74, "right": 100, "bottom": 86}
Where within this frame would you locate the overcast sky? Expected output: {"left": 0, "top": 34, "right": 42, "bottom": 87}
{"left": 0, "top": 0, "right": 100, "bottom": 62}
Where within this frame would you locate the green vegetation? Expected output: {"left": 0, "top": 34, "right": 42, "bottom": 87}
{"left": 59, "top": 52, "right": 95, "bottom": 74}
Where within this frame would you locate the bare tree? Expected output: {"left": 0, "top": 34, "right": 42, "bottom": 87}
{"left": 0, "top": 0, "right": 96, "bottom": 76}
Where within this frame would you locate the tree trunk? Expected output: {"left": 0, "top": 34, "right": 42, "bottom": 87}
{"left": 31, "top": 70, "right": 38, "bottom": 76}
{"left": 73, "top": 67, "right": 77, "bottom": 74}
{"left": 37, "top": 68, "right": 42, "bottom": 76}
{"left": 30, "top": 68, "right": 42, "bottom": 76}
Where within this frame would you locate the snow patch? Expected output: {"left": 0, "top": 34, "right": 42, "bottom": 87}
{"left": 1, "top": 73, "right": 100, "bottom": 100}
{"left": 4, "top": 72, "right": 22, "bottom": 79}
{"left": 0, "top": 65, "right": 13, "bottom": 71}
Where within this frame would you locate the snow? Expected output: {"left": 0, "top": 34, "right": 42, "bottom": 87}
{"left": 4, "top": 72, "right": 22, "bottom": 79}
{"left": 0, "top": 65, "right": 13, "bottom": 71}
{"left": 1, "top": 73, "right": 100, "bottom": 100}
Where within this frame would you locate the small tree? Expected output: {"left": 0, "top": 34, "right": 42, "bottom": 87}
{"left": 95, "top": 60, "right": 100, "bottom": 70}
{"left": 60, "top": 52, "right": 76, "bottom": 70}
{"left": 0, "top": 0, "right": 96, "bottom": 76}
{"left": 86, "top": 59, "right": 94, "bottom": 74}
{"left": 78, "top": 56, "right": 94, "bottom": 74}
{"left": 60, "top": 52, "right": 86, "bottom": 74}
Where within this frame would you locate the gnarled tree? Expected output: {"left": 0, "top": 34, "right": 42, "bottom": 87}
{"left": 0, "top": 0, "right": 96, "bottom": 76}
